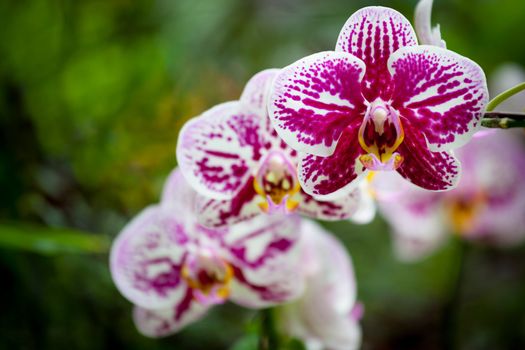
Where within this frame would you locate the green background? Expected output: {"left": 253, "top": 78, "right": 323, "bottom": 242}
{"left": 1, "top": 0, "right": 525, "bottom": 348}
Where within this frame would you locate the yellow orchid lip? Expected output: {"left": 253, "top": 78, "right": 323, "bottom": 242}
{"left": 358, "top": 100, "right": 405, "bottom": 171}
{"left": 253, "top": 151, "right": 301, "bottom": 214}
{"left": 181, "top": 254, "right": 234, "bottom": 305}
{"left": 448, "top": 192, "right": 487, "bottom": 234}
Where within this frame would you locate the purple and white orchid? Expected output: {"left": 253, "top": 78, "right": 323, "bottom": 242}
{"left": 110, "top": 169, "right": 304, "bottom": 336}
{"left": 280, "top": 220, "right": 363, "bottom": 350}
{"left": 375, "top": 130, "right": 525, "bottom": 261}
{"left": 177, "top": 69, "right": 367, "bottom": 227}
{"left": 268, "top": 6, "right": 488, "bottom": 199}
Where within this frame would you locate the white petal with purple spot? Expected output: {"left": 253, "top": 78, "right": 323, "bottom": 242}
{"left": 388, "top": 45, "right": 488, "bottom": 152}
{"left": 240, "top": 69, "right": 280, "bottom": 116}
{"left": 132, "top": 291, "right": 208, "bottom": 338}
{"left": 298, "top": 127, "right": 368, "bottom": 199}
{"left": 268, "top": 51, "right": 366, "bottom": 157}
{"left": 110, "top": 206, "right": 189, "bottom": 309}
{"left": 195, "top": 180, "right": 261, "bottom": 228}
{"left": 226, "top": 214, "right": 304, "bottom": 307}
{"left": 177, "top": 102, "right": 266, "bottom": 200}
{"left": 336, "top": 6, "right": 418, "bottom": 101}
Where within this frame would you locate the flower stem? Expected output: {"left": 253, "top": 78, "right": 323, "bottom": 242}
{"left": 442, "top": 238, "right": 468, "bottom": 350}
{"left": 481, "top": 118, "right": 525, "bottom": 128}
{"left": 481, "top": 112, "right": 525, "bottom": 129}
{"left": 258, "top": 308, "right": 280, "bottom": 350}
{"left": 486, "top": 82, "right": 525, "bottom": 112}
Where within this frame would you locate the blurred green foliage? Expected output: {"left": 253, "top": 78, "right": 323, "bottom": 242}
{"left": 1, "top": 0, "right": 525, "bottom": 349}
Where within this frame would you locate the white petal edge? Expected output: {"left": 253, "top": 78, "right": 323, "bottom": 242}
{"left": 110, "top": 206, "right": 187, "bottom": 309}
{"left": 388, "top": 45, "right": 488, "bottom": 152}
{"left": 132, "top": 300, "right": 208, "bottom": 338}
{"left": 176, "top": 101, "right": 259, "bottom": 201}
{"left": 240, "top": 68, "right": 281, "bottom": 115}
{"left": 268, "top": 51, "right": 366, "bottom": 157}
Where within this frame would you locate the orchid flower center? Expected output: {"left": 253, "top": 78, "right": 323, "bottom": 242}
{"left": 253, "top": 151, "right": 300, "bottom": 214}
{"left": 358, "top": 100, "right": 405, "bottom": 171}
{"left": 181, "top": 250, "right": 233, "bottom": 306}
{"left": 448, "top": 192, "right": 486, "bottom": 234}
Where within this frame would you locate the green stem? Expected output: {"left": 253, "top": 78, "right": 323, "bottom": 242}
{"left": 484, "top": 111, "right": 525, "bottom": 120}
{"left": 258, "top": 308, "right": 280, "bottom": 350}
{"left": 480, "top": 112, "right": 525, "bottom": 129}
{"left": 486, "top": 82, "right": 525, "bottom": 112}
{"left": 481, "top": 117, "right": 525, "bottom": 129}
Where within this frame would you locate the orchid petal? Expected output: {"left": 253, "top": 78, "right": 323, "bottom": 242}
{"left": 241, "top": 69, "right": 299, "bottom": 157}
{"left": 301, "top": 221, "right": 357, "bottom": 311}
{"left": 132, "top": 289, "right": 208, "bottom": 337}
{"left": 389, "top": 45, "right": 488, "bottom": 152}
{"left": 296, "top": 189, "right": 361, "bottom": 221}
{"left": 268, "top": 51, "right": 366, "bottom": 157}
{"left": 314, "top": 318, "right": 362, "bottom": 350}
{"left": 457, "top": 130, "right": 525, "bottom": 244}
{"left": 298, "top": 127, "right": 368, "bottom": 200}
{"left": 414, "top": 0, "right": 446, "bottom": 48}
{"left": 375, "top": 172, "right": 448, "bottom": 260}
{"left": 195, "top": 178, "right": 261, "bottom": 228}
{"left": 160, "top": 167, "right": 197, "bottom": 212}
{"left": 396, "top": 126, "right": 461, "bottom": 191}
{"left": 110, "top": 206, "right": 189, "bottom": 309}
{"left": 336, "top": 6, "right": 418, "bottom": 101}
{"left": 471, "top": 190, "right": 525, "bottom": 246}
{"left": 226, "top": 214, "right": 304, "bottom": 307}
{"left": 281, "top": 221, "right": 361, "bottom": 350}
{"left": 349, "top": 180, "right": 377, "bottom": 224}
{"left": 176, "top": 102, "right": 266, "bottom": 200}
{"left": 393, "top": 231, "right": 447, "bottom": 262}
{"left": 240, "top": 69, "right": 280, "bottom": 116}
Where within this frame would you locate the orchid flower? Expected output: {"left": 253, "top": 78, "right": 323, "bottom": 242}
{"left": 280, "top": 220, "right": 362, "bottom": 350}
{"left": 375, "top": 130, "right": 525, "bottom": 261}
{"left": 177, "top": 69, "right": 369, "bottom": 228}
{"left": 110, "top": 169, "right": 305, "bottom": 336}
{"left": 268, "top": 6, "right": 488, "bottom": 199}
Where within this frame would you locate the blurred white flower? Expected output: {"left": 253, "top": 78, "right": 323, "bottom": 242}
{"left": 279, "top": 220, "right": 362, "bottom": 349}
{"left": 375, "top": 130, "right": 525, "bottom": 261}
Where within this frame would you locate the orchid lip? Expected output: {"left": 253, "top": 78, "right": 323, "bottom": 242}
{"left": 358, "top": 99, "right": 405, "bottom": 170}
{"left": 181, "top": 250, "right": 233, "bottom": 306}
{"left": 448, "top": 191, "right": 486, "bottom": 234}
{"left": 359, "top": 152, "right": 404, "bottom": 171}
{"left": 253, "top": 151, "right": 301, "bottom": 213}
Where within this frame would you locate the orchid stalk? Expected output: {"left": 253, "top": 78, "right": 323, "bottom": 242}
{"left": 481, "top": 114, "right": 525, "bottom": 129}
{"left": 481, "top": 82, "right": 525, "bottom": 128}
{"left": 258, "top": 308, "right": 280, "bottom": 350}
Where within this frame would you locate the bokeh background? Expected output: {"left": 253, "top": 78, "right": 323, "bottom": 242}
{"left": 1, "top": 0, "right": 525, "bottom": 349}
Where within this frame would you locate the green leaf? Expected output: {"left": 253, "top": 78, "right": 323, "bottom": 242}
{"left": 0, "top": 223, "right": 110, "bottom": 255}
